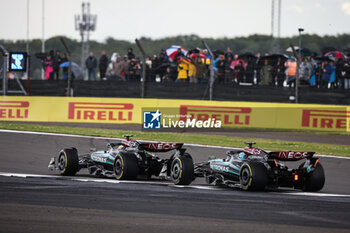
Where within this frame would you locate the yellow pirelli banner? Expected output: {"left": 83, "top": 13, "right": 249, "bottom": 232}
{"left": 0, "top": 96, "right": 349, "bottom": 132}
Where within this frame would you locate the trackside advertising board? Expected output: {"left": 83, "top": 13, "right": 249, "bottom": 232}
{"left": 0, "top": 96, "right": 349, "bottom": 132}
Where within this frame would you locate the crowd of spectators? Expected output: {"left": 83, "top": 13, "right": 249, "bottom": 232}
{"left": 43, "top": 47, "right": 350, "bottom": 90}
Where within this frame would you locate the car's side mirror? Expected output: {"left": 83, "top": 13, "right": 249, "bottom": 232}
{"left": 90, "top": 148, "right": 97, "bottom": 152}
{"left": 208, "top": 155, "right": 216, "bottom": 160}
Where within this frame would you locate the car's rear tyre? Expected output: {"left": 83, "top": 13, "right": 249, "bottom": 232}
{"left": 171, "top": 154, "right": 194, "bottom": 185}
{"left": 114, "top": 153, "right": 139, "bottom": 180}
{"left": 304, "top": 162, "right": 325, "bottom": 192}
{"left": 58, "top": 148, "right": 79, "bottom": 176}
{"left": 240, "top": 162, "right": 268, "bottom": 191}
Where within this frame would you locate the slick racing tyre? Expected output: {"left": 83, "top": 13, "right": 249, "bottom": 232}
{"left": 114, "top": 153, "right": 139, "bottom": 180}
{"left": 171, "top": 154, "right": 194, "bottom": 185}
{"left": 240, "top": 162, "right": 268, "bottom": 191}
{"left": 58, "top": 148, "right": 79, "bottom": 176}
{"left": 302, "top": 162, "right": 325, "bottom": 192}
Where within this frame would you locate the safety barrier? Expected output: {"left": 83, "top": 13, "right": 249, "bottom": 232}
{"left": 0, "top": 96, "right": 349, "bottom": 132}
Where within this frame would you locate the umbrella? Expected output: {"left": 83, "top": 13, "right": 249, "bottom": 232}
{"left": 188, "top": 48, "right": 201, "bottom": 55}
{"left": 166, "top": 45, "right": 188, "bottom": 61}
{"left": 286, "top": 46, "right": 300, "bottom": 52}
{"left": 321, "top": 46, "right": 338, "bottom": 55}
{"left": 324, "top": 51, "right": 347, "bottom": 60}
{"left": 212, "top": 49, "right": 225, "bottom": 56}
{"left": 258, "top": 54, "right": 289, "bottom": 66}
{"left": 60, "top": 61, "right": 83, "bottom": 79}
{"left": 286, "top": 47, "right": 314, "bottom": 56}
{"left": 314, "top": 56, "right": 333, "bottom": 62}
{"left": 230, "top": 59, "right": 247, "bottom": 70}
{"left": 238, "top": 53, "right": 257, "bottom": 61}
{"left": 190, "top": 53, "right": 206, "bottom": 59}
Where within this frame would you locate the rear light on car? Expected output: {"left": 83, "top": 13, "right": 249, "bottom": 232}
{"left": 294, "top": 174, "right": 299, "bottom": 181}
{"left": 314, "top": 159, "right": 319, "bottom": 168}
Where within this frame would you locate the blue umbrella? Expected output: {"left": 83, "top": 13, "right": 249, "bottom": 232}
{"left": 59, "top": 61, "right": 83, "bottom": 79}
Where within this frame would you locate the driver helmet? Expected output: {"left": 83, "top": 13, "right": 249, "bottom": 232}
{"left": 238, "top": 152, "right": 247, "bottom": 160}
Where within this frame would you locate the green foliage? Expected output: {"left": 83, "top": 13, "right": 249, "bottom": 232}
{"left": 1, "top": 33, "right": 350, "bottom": 79}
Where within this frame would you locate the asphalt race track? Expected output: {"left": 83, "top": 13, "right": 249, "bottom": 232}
{"left": 0, "top": 130, "right": 350, "bottom": 233}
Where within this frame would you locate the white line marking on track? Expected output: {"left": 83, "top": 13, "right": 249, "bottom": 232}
{"left": 0, "top": 129, "right": 349, "bottom": 160}
{"left": 1, "top": 172, "right": 349, "bottom": 198}
{"left": 281, "top": 192, "right": 350, "bottom": 197}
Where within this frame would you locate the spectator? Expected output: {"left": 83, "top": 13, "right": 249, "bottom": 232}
{"left": 321, "top": 60, "right": 335, "bottom": 88}
{"left": 145, "top": 56, "right": 152, "bottom": 81}
{"left": 128, "top": 58, "right": 136, "bottom": 80}
{"left": 233, "top": 60, "right": 245, "bottom": 84}
{"left": 162, "top": 67, "right": 172, "bottom": 82}
{"left": 173, "top": 48, "right": 184, "bottom": 64}
{"left": 343, "top": 59, "right": 350, "bottom": 89}
{"left": 99, "top": 50, "right": 109, "bottom": 80}
{"left": 299, "top": 58, "right": 313, "bottom": 85}
{"left": 224, "top": 56, "right": 234, "bottom": 83}
{"left": 53, "top": 50, "right": 62, "bottom": 80}
{"left": 160, "top": 49, "right": 169, "bottom": 61}
{"left": 202, "top": 49, "right": 211, "bottom": 59}
{"left": 44, "top": 54, "right": 54, "bottom": 80}
{"left": 273, "top": 57, "right": 286, "bottom": 86}
{"left": 335, "top": 58, "right": 345, "bottom": 88}
{"left": 285, "top": 57, "right": 297, "bottom": 87}
{"left": 194, "top": 57, "right": 207, "bottom": 83}
{"left": 113, "top": 56, "right": 125, "bottom": 80}
{"left": 61, "top": 53, "right": 68, "bottom": 80}
{"left": 121, "top": 55, "right": 130, "bottom": 80}
{"left": 245, "top": 57, "right": 255, "bottom": 83}
{"left": 225, "top": 48, "right": 233, "bottom": 60}
{"left": 216, "top": 55, "right": 225, "bottom": 84}
{"left": 151, "top": 54, "right": 158, "bottom": 81}
{"left": 134, "top": 57, "right": 142, "bottom": 80}
{"left": 183, "top": 58, "right": 197, "bottom": 83}
{"left": 85, "top": 52, "right": 97, "bottom": 80}
{"left": 259, "top": 59, "right": 273, "bottom": 85}
{"left": 176, "top": 58, "right": 189, "bottom": 82}
{"left": 254, "top": 52, "right": 262, "bottom": 84}
{"left": 127, "top": 48, "right": 135, "bottom": 60}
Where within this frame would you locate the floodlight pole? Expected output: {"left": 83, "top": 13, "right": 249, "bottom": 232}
{"left": 0, "top": 44, "right": 8, "bottom": 96}
{"left": 75, "top": 2, "right": 97, "bottom": 80}
{"left": 41, "top": 0, "right": 45, "bottom": 80}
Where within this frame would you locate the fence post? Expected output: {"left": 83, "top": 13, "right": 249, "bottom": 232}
{"left": 135, "top": 39, "right": 146, "bottom": 98}
{"left": 202, "top": 40, "right": 215, "bottom": 101}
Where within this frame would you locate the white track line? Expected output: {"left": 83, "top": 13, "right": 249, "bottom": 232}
{"left": 0, "top": 172, "right": 349, "bottom": 197}
{"left": 0, "top": 129, "right": 349, "bottom": 159}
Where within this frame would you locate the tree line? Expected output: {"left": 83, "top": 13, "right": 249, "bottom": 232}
{"left": 1, "top": 33, "right": 350, "bottom": 79}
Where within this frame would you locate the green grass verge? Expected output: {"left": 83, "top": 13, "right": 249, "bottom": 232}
{"left": 1, "top": 122, "right": 349, "bottom": 157}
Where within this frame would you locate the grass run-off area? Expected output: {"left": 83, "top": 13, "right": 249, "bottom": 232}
{"left": 0, "top": 122, "right": 349, "bottom": 157}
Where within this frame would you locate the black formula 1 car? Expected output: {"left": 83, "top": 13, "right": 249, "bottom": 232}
{"left": 48, "top": 135, "right": 194, "bottom": 185}
{"left": 193, "top": 142, "right": 325, "bottom": 191}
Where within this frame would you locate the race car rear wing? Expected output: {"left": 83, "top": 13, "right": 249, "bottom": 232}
{"left": 139, "top": 143, "right": 184, "bottom": 152}
{"left": 269, "top": 151, "right": 315, "bottom": 161}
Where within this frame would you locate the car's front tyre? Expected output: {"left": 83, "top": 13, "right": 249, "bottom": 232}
{"left": 171, "top": 154, "right": 194, "bottom": 185}
{"left": 58, "top": 148, "right": 79, "bottom": 176}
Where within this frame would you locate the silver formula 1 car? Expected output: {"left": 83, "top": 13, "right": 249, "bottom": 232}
{"left": 193, "top": 142, "right": 325, "bottom": 191}
{"left": 48, "top": 135, "right": 194, "bottom": 185}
